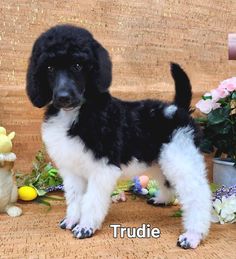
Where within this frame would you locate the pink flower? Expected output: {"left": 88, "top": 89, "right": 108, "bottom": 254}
{"left": 213, "top": 102, "right": 221, "bottom": 110}
{"left": 196, "top": 77, "right": 236, "bottom": 114}
{"left": 196, "top": 99, "right": 220, "bottom": 114}
{"left": 111, "top": 191, "right": 126, "bottom": 203}
{"left": 211, "top": 88, "right": 229, "bottom": 101}
{"left": 218, "top": 77, "right": 236, "bottom": 92}
{"left": 226, "top": 84, "right": 235, "bottom": 92}
{"left": 210, "top": 89, "right": 221, "bottom": 102}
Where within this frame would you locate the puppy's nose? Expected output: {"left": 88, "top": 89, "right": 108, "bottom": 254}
{"left": 56, "top": 92, "right": 71, "bottom": 105}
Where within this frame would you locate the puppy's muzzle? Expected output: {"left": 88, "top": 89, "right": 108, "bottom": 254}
{"left": 54, "top": 91, "right": 73, "bottom": 108}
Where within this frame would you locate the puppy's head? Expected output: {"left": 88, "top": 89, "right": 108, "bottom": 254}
{"left": 26, "top": 24, "right": 112, "bottom": 109}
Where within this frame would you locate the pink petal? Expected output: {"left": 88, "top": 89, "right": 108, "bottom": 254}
{"left": 196, "top": 99, "right": 215, "bottom": 114}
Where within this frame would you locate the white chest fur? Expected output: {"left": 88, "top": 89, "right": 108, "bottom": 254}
{"left": 42, "top": 109, "right": 149, "bottom": 179}
{"left": 42, "top": 109, "right": 98, "bottom": 178}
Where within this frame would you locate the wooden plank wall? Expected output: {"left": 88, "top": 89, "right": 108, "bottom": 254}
{"left": 0, "top": 0, "right": 236, "bottom": 174}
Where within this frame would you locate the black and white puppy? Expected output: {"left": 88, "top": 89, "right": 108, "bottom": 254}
{"left": 26, "top": 24, "right": 211, "bottom": 249}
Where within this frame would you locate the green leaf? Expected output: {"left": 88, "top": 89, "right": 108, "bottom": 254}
{"left": 195, "top": 117, "right": 208, "bottom": 124}
{"left": 199, "top": 139, "right": 214, "bottom": 153}
{"left": 208, "top": 107, "right": 230, "bottom": 125}
{"left": 48, "top": 178, "right": 56, "bottom": 186}
{"left": 36, "top": 197, "right": 52, "bottom": 211}
{"left": 116, "top": 180, "right": 134, "bottom": 191}
{"left": 44, "top": 163, "right": 53, "bottom": 172}
{"left": 48, "top": 172, "right": 57, "bottom": 178}
{"left": 48, "top": 168, "right": 58, "bottom": 175}
{"left": 36, "top": 189, "right": 47, "bottom": 196}
{"left": 31, "top": 172, "right": 41, "bottom": 184}
{"left": 43, "top": 195, "right": 64, "bottom": 201}
{"left": 210, "top": 183, "right": 220, "bottom": 193}
{"left": 214, "top": 139, "right": 230, "bottom": 153}
{"left": 172, "top": 209, "right": 183, "bottom": 217}
{"left": 211, "top": 122, "right": 232, "bottom": 135}
{"left": 202, "top": 95, "right": 212, "bottom": 100}
{"left": 232, "top": 92, "right": 236, "bottom": 100}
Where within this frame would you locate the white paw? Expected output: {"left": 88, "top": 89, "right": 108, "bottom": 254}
{"left": 177, "top": 231, "right": 202, "bottom": 249}
{"left": 147, "top": 192, "right": 173, "bottom": 205}
{"left": 59, "top": 217, "right": 78, "bottom": 230}
{"left": 72, "top": 224, "right": 94, "bottom": 239}
{"left": 6, "top": 206, "right": 22, "bottom": 217}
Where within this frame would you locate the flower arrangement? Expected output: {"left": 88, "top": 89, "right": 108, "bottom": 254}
{"left": 195, "top": 77, "right": 236, "bottom": 162}
{"left": 111, "top": 175, "right": 160, "bottom": 202}
{"left": 17, "top": 149, "right": 63, "bottom": 194}
{"left": 16, "top": 149, "right": 64, "bottom": 208}
{"left": 132, "top": 176, "right": 159, "bottom": 196}
{"left": 15, "top": 148, "right": 236, "bottom": 223}
{"left": 212, "top": 185, "right": 236, "bottom": 224}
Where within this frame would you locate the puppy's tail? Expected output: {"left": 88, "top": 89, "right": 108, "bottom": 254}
{"left": 171, "top": 63, "right": 192, "bottom": 111}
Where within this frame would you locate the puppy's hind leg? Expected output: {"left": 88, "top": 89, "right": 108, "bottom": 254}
{"left": 60, "top": 171, "right": 86, "bottom": 230}
{"left": 158, "top": 127, "right": 211, "bottom": 249}
{"left": 147, "top": 169, "right": 175, "bottom": 206}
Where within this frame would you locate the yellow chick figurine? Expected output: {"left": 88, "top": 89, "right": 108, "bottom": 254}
{"left": 0, "top": 127, "right": 15, "bottom": 153}
{"left": 0, "top": 126, "right": 22, "bottom": 217}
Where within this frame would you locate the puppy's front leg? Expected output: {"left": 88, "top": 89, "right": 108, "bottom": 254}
{"left": 72, "top": 165, "right": 121, "bottom": 239}
{"left": 60, "top": 172, "right": 86, "bottom": 230}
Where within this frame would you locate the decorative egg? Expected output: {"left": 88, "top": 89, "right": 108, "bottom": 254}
{"left": 139, "top": 175, "right": 149, "bottom": 188}
{"left": 18, "top": 186, "right": 38, "bottom": 201}
{"left": 148, "top": 187, "right": 157, "bottom": 197}
{"left": 141, "top": 188, "right": 148, "bottom": 195}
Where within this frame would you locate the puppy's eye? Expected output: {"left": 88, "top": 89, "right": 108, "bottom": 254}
{"left": 47, "top": 66, "right": 54, "bottom": 72}
{"left": 73, "top": 63, "right": 82, "bottom": 71}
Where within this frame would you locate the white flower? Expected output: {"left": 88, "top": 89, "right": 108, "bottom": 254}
{"left": 211, "top": 209, "right": 222, "bottom": 223}
{"left": 212, "top": 196, "right": 236, "bottom": 224}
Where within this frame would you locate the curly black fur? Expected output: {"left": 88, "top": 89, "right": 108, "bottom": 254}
{"left": 26, "top": 24, "right": 199, "bottom": 167}
{"left": 26, "top": 24, "right": 111, "bottom": 108}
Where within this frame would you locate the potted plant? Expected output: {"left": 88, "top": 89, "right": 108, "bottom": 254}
{"left": 195, "top": 77, "right": 236, "bottom": 187}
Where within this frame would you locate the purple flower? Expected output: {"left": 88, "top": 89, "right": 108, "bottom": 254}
{"left": 46, "top": 184, "right": 64, "bottom": 193}
{"left": 212, "top": 185, "right": 236, "bottom": 201}
{"left": 132, "top": 176, "right": 143, "bottom": 194}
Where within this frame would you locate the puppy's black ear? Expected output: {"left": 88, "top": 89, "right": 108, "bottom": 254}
{"left": 26, "top": 44, "right": 52, "bottom": 108}
{"left": 93, "top": 42, "right": 112, "bottom": 92}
